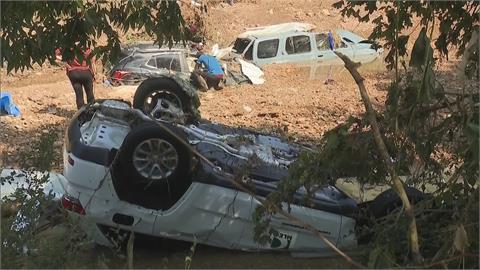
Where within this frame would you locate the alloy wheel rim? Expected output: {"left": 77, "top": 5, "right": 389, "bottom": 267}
{"left": 133, "top": 138, "right": 178, "bottom": 180}
{"left": 145, "top": 90, "right": 183, "bottom": 121}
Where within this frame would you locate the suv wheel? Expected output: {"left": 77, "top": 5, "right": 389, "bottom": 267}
{"left": 133, "top": 78, "right": 195, "bottom": 123}
{"left": 111, "top": 122, "right": 193, "bottom": 210}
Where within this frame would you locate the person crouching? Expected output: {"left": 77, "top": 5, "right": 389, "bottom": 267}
{"left": 192, "top": 52, "right": 224, "bottom": 91}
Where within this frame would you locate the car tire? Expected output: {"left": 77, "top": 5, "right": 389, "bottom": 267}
{"left": 369, "top": 186, "right": 426, "bottom": 219}
{"left": 133, "top": 77, "right": 195, "bottom": 123}
{"left": 111, "top": 121, "right": 193, "bottom": 210}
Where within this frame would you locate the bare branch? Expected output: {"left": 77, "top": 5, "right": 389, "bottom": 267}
{"left": 334, "top": 51, "right": 424, "bottom": 264}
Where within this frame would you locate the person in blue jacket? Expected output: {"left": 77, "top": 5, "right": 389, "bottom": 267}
{"left": 192, "top": 51, "right": 224, "bottom": 91}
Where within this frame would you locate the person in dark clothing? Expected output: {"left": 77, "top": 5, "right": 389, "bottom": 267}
{"left": 56, "top": 47, "right": 96, "bottom": 109}
{"left": 192, "top": 51, "right": 224, "bottom": 91}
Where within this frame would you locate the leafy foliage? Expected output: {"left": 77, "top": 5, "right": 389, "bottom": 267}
{"left": 333, "top": 0, "right": 480, "bottom": 70}
{"left": 1, "top": 0, "right": 188, "bottom": 73}
{"left": 0, "top": 128, "right": 88, "bottom": 268}
{"left": 253, "top": 1, "right": 479, "bottom": 267}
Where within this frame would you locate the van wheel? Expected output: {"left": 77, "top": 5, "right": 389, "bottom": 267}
{"left": 133, "top": 78, "right": 195, "bottom": 123}
{"left": 111, "top": 122, "right": 192, "bottom": 210}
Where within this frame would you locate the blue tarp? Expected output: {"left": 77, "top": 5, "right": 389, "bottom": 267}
{"left": 1, "top": 92, "right": 21, "bottom": 117}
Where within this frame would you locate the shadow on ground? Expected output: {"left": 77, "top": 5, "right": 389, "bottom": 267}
{"left": 36, "top": 104, "right": 76, "bottom": 118}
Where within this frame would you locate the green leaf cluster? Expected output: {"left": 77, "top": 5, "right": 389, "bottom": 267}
{"left": 1, "top": 0, "right": 188, "bottom": 73}
{"left": 253, "top": 2, "right": 479, "bottom": 266}
{"left": 333, "top": 1, "right": 479, "bottom": 70}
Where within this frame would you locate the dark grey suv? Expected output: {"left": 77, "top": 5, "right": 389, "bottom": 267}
{"left": 108, "top": 46, "right": 192, "bottom": 85}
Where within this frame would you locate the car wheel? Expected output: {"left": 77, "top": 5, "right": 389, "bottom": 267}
{"left": 111, "top": 121, "right": 193, "bottom": 210}
{"left": 369, "top": 186, "right": 426, "bottom": 219}
{"left": 133, "top": 78, "right": 195, "bottom": 123}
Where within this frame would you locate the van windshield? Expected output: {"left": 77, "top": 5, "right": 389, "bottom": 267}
{"left": 233, "top": 38, "right": 252, "bottom": 54}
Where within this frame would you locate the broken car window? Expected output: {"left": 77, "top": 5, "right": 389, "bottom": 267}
{"left": 338, "top": 41, "right": 348, "bottom": 48}
{"left": 146, "top": 58, "right": 156, "bottom": 67}
{"left": 155, "top": 54, "right": 181, "bottom": 71}
{"left": 257, "top": 39, "right": 279, "bottom": 59}
{"left": 125, "top": 55, "right": 148, "bottom": 68}
{"left": 286, "top": 35, "right": 311, "bottom": 54}
{"left": 315, "top": 34, "right": 330, "bottom": 50}
{"left": 233, "top": 38, "right": 252, "bottom": 54}
{"left": 244, "top": 44, "right": 253, "bottom": 60}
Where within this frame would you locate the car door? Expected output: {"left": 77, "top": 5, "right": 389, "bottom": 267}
{"left": 313, "top": 33, "right": 336, "bottom": 63}
{"left": 151, "top": 183, "right": 250, "bottom": 250}
{"left": 308, "top": 32, "right": 355, "bottom": 80}
{"left": 251, "top": 38, "right": 280, "bottom": 67}
{"left": 276, "top": 33, "right": 316, "bottom": 64}
{"left": 313, "top": 32, "right": 354, "bottom": 63}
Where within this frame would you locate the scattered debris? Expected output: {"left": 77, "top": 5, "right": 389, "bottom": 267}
{"left": 243, "top": 105, "right": 253, "bottom": 113}
{"left": 211, "top": 43, "right": 233, "bottom": 59}
{"left": 238, "top": 59, "right": 265, "bottom": 84}
{"left": 1, "top": 169, "right": 66, "bottom": 200}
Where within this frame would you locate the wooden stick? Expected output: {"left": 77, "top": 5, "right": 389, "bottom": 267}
{"left": 334, "top": 51, "right": 423, "bottom": 264}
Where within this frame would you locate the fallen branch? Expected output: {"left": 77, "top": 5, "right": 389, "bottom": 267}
{"left": 334, "top": 51, "right": 423, "bottom": 264}
{"left": 227, "top": 175, "right": 366, "bottom": 269}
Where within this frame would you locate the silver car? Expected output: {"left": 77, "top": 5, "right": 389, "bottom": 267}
{"left": 108, "top": 44, "right": 193, "bottom": 85}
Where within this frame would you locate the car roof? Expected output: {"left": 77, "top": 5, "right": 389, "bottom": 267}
{"left": 237, "top": 23, "right": 364, "bottom": 44}
{"left": 237, "top": 22, "right": 316, "bottom": 39}
{"left": 122, "top": 42, "right": 190, "bottom": 55}
{"left": 133, "top": 50, "right": 184, "bottom": 56}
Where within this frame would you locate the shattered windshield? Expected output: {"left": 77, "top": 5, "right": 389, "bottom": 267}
{"left": 233, "top": 38, "right": 252, "bottom": 54}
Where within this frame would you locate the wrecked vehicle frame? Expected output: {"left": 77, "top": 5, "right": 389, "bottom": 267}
{"left": 230, "top": 23, "right": 383, "bottom": 68}
{"left": 1, "top": 75, "right": 425, "bottom": 257}
{"left": 60, "top": 98, "right": 360, "bottom": 255}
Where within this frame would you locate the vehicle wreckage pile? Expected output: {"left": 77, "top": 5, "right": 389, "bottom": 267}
{"left": 2, "top": 73, "right": 426, "bottom": 257}
{"left": 105, "top": 22, "right": 383, "bottom": 89}
{"left": 1, "top": 19, "right": 392, "bottom": 255}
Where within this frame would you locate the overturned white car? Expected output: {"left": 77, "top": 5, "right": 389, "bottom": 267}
{"left": 56, "top": 79, "right": 423, "bottom": 256}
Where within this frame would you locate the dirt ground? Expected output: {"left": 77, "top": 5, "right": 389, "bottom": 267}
{"left": 0, "top": 60, "right": 391, "bottom": 170}
{"left": 202, "top": 0, "right": 376, "bottom": 47}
